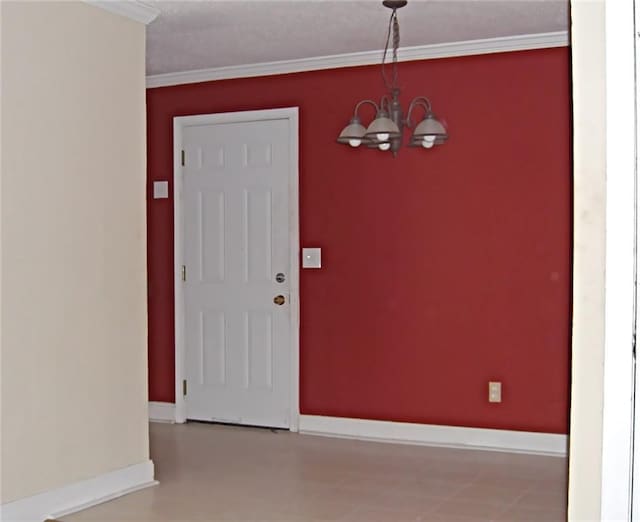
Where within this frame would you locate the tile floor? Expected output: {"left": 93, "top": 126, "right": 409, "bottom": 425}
{"left": 64, "top": 422, "right": 567, "bottom": 521}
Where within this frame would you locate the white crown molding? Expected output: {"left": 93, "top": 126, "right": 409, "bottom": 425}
{"left": 146, "top": 31, "right": 568, "bottom": 88}
{"left": 84, "top": 1, "right": 160, "bottom": 25}
{"left": 0, "top": 460, "right": 156, "bottom": 522}
{"left": 299, "top": 415, "right": 568, "bottom": 457}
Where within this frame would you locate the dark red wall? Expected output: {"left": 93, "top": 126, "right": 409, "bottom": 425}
{"left": 147, "top": 48, "right": 572, "bottom": 434}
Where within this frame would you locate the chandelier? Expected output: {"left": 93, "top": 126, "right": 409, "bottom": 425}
{"left": 337, "top": 0, "right": 448, "bottom": 156}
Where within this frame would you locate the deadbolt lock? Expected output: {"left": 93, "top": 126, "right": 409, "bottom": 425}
{"left": 275, "top": 272, "right": 286, "bottom": 283}
{"left": 273, "top": 295, "right": 286, "bottom": 306}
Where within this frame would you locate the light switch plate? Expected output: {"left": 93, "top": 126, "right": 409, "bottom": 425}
{"left": 302, "top": 248, "right": 321, "bottom": 268}
{"left": 153, "top": 181, "right": 169, "bottom": 199}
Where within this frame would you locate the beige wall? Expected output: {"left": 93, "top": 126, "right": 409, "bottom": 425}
{"left": 0, "top": 1, "right": 149, "bottom": 503}
{"left": 568, "top": 0, "right": 606, "bottom": 520}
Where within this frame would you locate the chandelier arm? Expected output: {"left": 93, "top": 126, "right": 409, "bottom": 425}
{"left": 354, "top": 99, "right": 381, "bottom": 118}
{"left": 406, "top": 98, "right": 432, "bottom": 127}
{"left": 380, "top": 95, "right": 392, "bottom": 113}
{"left": 411, "top": 96, "right": 433, "bottom": 112}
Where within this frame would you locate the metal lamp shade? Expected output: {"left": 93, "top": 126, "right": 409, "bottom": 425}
{"left": 337, "top": 117, "right": 367, "bottom": 146}
{"left": 410, "top": 114, "right": 448, "bottom": 147}
{"left": 364, "top": 113, "right": 401, "bottom": 142}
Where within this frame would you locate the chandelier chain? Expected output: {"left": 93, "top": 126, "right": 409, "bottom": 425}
{"left": 382, "top": 9, "right": 400, "bottom": 92}
{"left": 392, "top": 13, "right": 399, "bottom": 84}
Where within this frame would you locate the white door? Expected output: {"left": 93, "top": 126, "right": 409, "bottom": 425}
{"left": 182, "top": 117, "right": 292, "bottom": 428}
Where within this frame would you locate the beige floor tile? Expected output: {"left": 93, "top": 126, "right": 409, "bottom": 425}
{"left": 431, "top": 498, "right": 510, "bottom": 520}
{"left": 451, "top": 482, "right": 527, "bottom": 507}
{"left": 495, "top": 505, "right": 566, "bottom": 522}
{"left": 348, "top": 505, "right": 423, "bottom": 521}
{"left": 404, "top": 476, "right": 468, "bottom": 494}
{"left": 423, "top": 512, "right": 515, "bottom": 522}
{"left": 515, "top": 487, "right": 568, "bottom": 511}
{"left": 276, "top": 496, "right": 357, "bottom": 520}
{"left": 64, "top": 422, "right": 567, "bottom": 522}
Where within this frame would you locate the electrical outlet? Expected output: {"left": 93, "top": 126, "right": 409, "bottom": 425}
{"left": 488, "top": 381, "right": 502, "bottom": 403}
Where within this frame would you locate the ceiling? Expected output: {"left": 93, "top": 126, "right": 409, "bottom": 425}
{"left": 145, "top": 0, "right": 569, "bottom": 77}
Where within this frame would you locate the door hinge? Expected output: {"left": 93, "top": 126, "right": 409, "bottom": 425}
{"left": 181, "top": 150, "right": 185, "bottom": 166}
{"left": 181, "top": 265, "right": 186, "bottom": 282}
{"left": 183, "top": 379, "right": 187, "bottom": 396}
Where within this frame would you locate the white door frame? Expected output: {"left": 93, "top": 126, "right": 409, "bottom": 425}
{"left": 600, "top": 0, "right": 636, "bottom": 519}
{"left": 172, "top": 107, "right": 300, "bottom": 431}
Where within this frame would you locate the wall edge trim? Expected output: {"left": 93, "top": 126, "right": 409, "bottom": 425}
{"left": 83, "top": 0, "right": 160, "bottom": 24}
{"left": 146, "top": 31, "right": 569, "bottom": 88}
{"left": 299, "top": 415, "right": 568, "bottom": 457}
{"left": 0, "top": 460, "right": 157, "bottom": 522}
{"left": 149, "top": 401, "right": 177, "bottom": 423}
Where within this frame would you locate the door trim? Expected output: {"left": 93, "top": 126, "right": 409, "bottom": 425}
{"left": 599, "top": 0, "right": 636, "bottom": 518}
{"left": 172, "top": 107, "right": 300, "bottom": 431}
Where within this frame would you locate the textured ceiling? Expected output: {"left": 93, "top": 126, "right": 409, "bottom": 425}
{"left": 145, "top": 0, "right": 569, "bottom": 76}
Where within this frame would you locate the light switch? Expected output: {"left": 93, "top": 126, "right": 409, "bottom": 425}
{"left": 302, "top": 248, "right": 321, "bottom": 268}
{"left": 153, "top": 181, "right": 169, "bottom": 199}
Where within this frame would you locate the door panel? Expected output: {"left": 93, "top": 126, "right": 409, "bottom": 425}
{"left": 183, "top": 118, "right": 291, "bottom": 428}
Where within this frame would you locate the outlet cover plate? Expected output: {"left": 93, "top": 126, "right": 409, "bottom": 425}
{"left": 489, "top": 381, "right": 502, "bottom": 403}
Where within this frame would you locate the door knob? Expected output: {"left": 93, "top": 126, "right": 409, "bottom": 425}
{"left": 273, "top": 295, "right": 285, "bottom": 306}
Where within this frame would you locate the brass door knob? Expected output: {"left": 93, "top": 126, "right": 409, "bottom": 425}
{"left": 273, "top": 295, "right": 285, "bottom": 306}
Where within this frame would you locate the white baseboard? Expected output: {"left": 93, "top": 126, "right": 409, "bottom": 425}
{"left": 0, "top": 460, "right": 157, "bottom": 522}
{"left": 149, "top": 401, "right": 176, "bottom": 423}
{"left": 299, "top": 415, "right": 567, "bottom": 457}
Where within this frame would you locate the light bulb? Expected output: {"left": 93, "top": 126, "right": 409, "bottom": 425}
{"left": 423, "top": 135, "right": 436, "bottom": 144}
{"left": 376, "top": 133, "right": 390, "bottom": 142}
{"left": 378, "top": 142, "right": 391, "bottom": 151}
{"left": 422, "top": 137, "right": 435, "bottom": 149}
{"left": 349, "top": 139, "right": 361, "bottom": 147}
